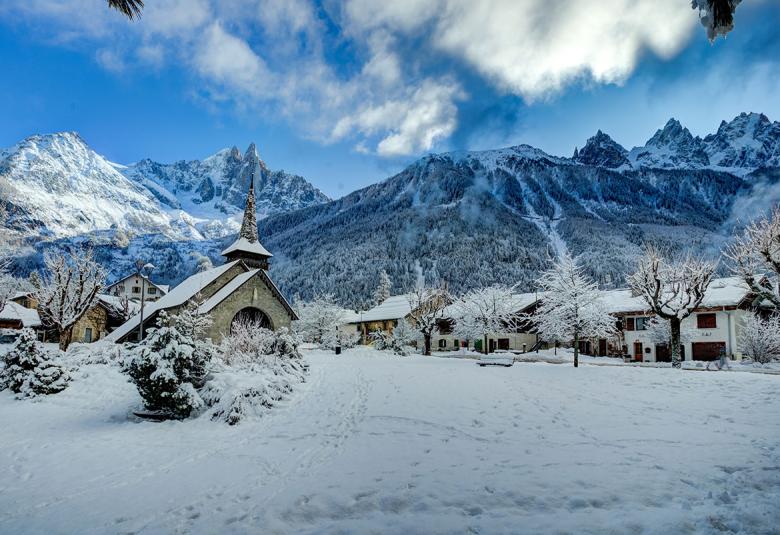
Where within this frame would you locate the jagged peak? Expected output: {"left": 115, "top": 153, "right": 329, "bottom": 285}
{"left": 646, "top": 118, "right": 698, "bottom": 147}
{"left": 244, "top": 142, "right": 260, "bottom": 161}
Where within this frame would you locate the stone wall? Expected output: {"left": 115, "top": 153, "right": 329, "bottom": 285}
{"left": 202, "top": 274, "right": 294, "bottom": 342}
{"left": 72, "top": 305, "right": 108, "bottom": 343}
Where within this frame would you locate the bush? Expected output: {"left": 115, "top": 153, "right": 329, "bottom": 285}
{"left": 1, "top": 328, "right": 70, "bottom": 398}
{"left": 204, "top": 324, "right": 308, "bottom": 424}
{"left": 370, "top": 320, "right": 417, "bottom": 356}
{"left": 125, "top": 312, "right": 210, "bottom": 419}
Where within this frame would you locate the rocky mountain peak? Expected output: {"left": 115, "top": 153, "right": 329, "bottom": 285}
{"left": 573, "top": 130, "right": 629, "bottom": 168}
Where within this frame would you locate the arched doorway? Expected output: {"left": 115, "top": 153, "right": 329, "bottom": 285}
{"left": 231, "top": 307, "right": 272, "bottom": 332}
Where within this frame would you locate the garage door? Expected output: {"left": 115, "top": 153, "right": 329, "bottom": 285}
{"left": 691, "top": 342, "right": 726, "bottom": 361}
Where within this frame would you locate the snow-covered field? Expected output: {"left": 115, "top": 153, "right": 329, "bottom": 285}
{"left": 2, "top": 347, "right": 779, "bottom": 534}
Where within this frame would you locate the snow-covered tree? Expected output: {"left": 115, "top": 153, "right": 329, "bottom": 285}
{"left": 407, "top": 284, "right": 451, "bottom": 356}
{"left": 725, "top": 205, "right": 780, "bottom": 311}
{"left": 293, "top": 294, "right": 347, "bottom": 347}
{"left": 370, "top": 319, "right": 418, "bottom": 355}
{"left": 0, "top": 261, "right": 17, "bottom": 313}
{"left": 533, "top": 254, "right": 616, "bottom": 367}
{"left": 738, "top": 312, "right": 780, "bottom": 364}
{"left": 125, "top": 312, "right": 209, "bottom": 419}
{"left": 1, "top": 328, "right": 70, "bottom": 398}
{"left": 692, "top": 0, "right": 742, "bottom": 41}
{"left": 454, "top": 285, "right": 520, "bottom": 355}
{"left": 191, "top": 252, "right": 214, "bottom": 273}
{"left": 373, "top": 270, "right": 392, "bottom": 305}
{"left": 32, "top": 250, "right": 106, "bottom": 351}
{"left": 630, "top": 248, "right": 716, "bottom": 368}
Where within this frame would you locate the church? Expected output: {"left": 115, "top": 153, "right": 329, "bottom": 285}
{"left": 107, "top": 176, "right": 297, "bottom": 343}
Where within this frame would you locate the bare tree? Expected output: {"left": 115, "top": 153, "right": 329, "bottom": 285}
{"left": 453, "top": 285, "right": 520, "bottom": 356}
{"left": 629, "top": 248, "right": 716, "bottom": 368}
{"left": 407, "top": 284, "right": 451, "bottom": 356}
{"left": 724, "top": 205, "right": 780, "bottom": 310}
{"left": 532, "top": 253, "right": 616, "bottom": 367}
{"left": 32, "top": 250, "right": 107, "bottom": 351}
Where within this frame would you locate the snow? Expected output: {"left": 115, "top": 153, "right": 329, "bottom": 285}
{"left": 105, "top": 261, "right": 239, "bottom": 342}
{"left": 220, "top": 237, "right": 273, "bottom": 258}
{"left": 354, "top": 294, "right": 413, "bottom": 323}
{"left": 0, "top": 301, "right": 40, "bottom": 327}
{"left": 0, "top": 347, "right": 778, "bottom": 533}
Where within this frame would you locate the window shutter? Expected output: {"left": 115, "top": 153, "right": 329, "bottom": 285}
{"left": 626, "top": 317, "right": 635, "bottom": 331}
{"left": 697, "top": 313, "right": 717, "bottom": 329}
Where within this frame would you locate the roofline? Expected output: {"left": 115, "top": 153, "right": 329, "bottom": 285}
{"left": 106, "top": 273, "right": 168, "bottom": 293}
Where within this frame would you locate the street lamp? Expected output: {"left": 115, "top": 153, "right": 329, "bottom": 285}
{"left": 136, "top": 260, "right": 156, "bottom": 342}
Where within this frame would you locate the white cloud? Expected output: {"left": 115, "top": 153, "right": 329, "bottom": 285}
{"left": 194, "top": 23, "right": 272, "bottom": 96}
{"left": 0, "top": 0, "right": 706, "bottom": 156}
{"left": 344, "top": 0, "right": 698, "bottom": 101}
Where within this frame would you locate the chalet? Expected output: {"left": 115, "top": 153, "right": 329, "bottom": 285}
{"left": 106, "top": 176, "right": 297, "bottom": 344}
{"left": 105, "top": 274, "right": 169, "bottom": 302}
{"left": 347, "top": 292, "right": 542, "bottom": 353}
{"left": 598, "top": 276, "right": 766, "bottom": 362}
{"left": 0, "top": 300, "right": 41, "bottom": 330}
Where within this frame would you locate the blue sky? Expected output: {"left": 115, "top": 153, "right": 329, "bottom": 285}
{"left": 1, "top": 1, "right": 779, "bottom": 198}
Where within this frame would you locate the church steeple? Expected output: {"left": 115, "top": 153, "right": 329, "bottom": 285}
{"left": 221, "top": 172, "right": 273, "bottom": 269}
{"left": 239, "top": 174, "right": 259, "bottom": 243}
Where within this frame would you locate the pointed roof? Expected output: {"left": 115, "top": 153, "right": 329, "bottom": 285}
{"left": 221, "top": 173, "right": 272, "bottom": 258}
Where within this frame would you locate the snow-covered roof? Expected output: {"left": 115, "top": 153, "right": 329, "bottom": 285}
{"left": 106, "top": 261, "right": 239, "bottom": 342}
{"left": 96, "top": 294, "right": 141, "bottom": 316}
{"left": 443, "top": 291, "right": 542, "bottom": 319}
{"left": 355, "top": 295, "right": 413, "bottom": 323}
{"left": 0, "top": 301, "right": 41, "bottom": 327}
{"left": 197, "top": 269, "right": 259, "bottom": 314}
{"left": 221, "top": 237, "right": 272, "bottom": 258}
{"left": 599, "top": 276, "right": 754, "bottom": 315}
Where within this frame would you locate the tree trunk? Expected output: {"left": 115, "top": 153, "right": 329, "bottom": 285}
{"left": 573, "top": 330, "right": 579, "bottom": 368}
{"left": 484, "top": 334, "right": 489, "bottom": 354}
{"left": 59, "top": 326, "right": 73, "bottom": 351}
{"left": 670, "top": 317, "right": 682, "bottom": 369}
{"left": 424, "top": 333, "right": 432, "bottom": 356}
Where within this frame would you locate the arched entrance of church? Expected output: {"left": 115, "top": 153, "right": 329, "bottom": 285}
{"left": 231, "top": 307, "right": 273, "bottom": 332}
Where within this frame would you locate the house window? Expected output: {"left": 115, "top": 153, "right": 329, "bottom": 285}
{"left": 148, "top": 287, "right": 157, "bottom": 295}
{"left": 438, "top": 339, "right": 447, "bottom": 349}
{"left": 132, "top": 286, "right": 140, "bottom": 294}
{"left": 697, "top": 313, "right": 717, "bottom": 329}
{"left": 635, "top": 317, "right": 647, "bottom": 331}
{"left": 625, "top": 317, "right": 635, "bottom": 331}
{"left": 84, "top": 328, "right": 93, "bottom": 343}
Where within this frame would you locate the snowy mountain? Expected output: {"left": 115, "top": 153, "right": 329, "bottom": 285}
{"left": 120, "top": 143, "right": 329, "bottom": 227}
{"left": 2, "top": 113, "right": 778, "bottom": 307}
{"left": 582, "top": 112, "right": 780, "bottom": 175}
{"left": 259, "top": 145, "right": 756, "bottom": 307}
{"left": 0, "top": 132, "right": 198, "bottom": 241}
{"left": 0, "top": 133, "right": 328, "bottom": 243}
{"left": 628, "top": 119, "right": 710, "bottom": 170}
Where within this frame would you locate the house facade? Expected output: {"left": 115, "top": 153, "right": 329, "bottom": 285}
{"left": 106, "top": 274, "right": 169, "bottom": 302}
{"left": 599, "top": 277, "right": 760, "bottom": 362}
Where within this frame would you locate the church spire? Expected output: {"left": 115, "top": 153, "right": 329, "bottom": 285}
{"left": 239, "top": 173, "right": 259, "bottom": 243}
{"left": 221, "top": 170, "right": 272, "bottom": 269}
